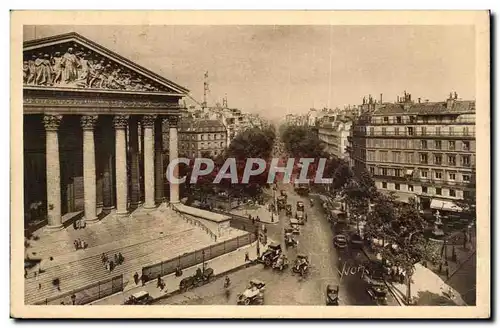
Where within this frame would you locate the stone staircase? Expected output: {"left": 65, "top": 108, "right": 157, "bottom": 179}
{"left": 25, "top": 207, "right": 215, "bottom": 305}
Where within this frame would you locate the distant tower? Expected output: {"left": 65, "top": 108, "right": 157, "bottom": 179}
{"left": 223, "top": 93, "right": 228, "bottom": 108}
{"left": 202, "top": 71, "right": 209, "bottom": 110}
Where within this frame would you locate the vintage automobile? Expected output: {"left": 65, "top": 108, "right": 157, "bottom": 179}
{"left": 292, "top": 254, "right": 309, "bottom": 276}
{"left": 296, "top": 201, "right": 305, "bottom": 212}
{"left": 326, "top": 284, "right": 340, "bottom": 306}
{"left": 289, "top": 219, "right": 301, "bottom": 235}
{"left": 124, "top": 291, "right": 154, "bottom": 305}
{"left": 277, "top": 196, "right": 287, "bottom": 211}
{"left": 237, "top": 280, "right": 266, "bottom": 305}
{"left": 284, "top": 228, "right": 299, "bottom": 248}
{"left": 350, "top": 233, "right": 364, "bottom": 248}
{"left": 272, "top": 253, "right": 290, "bottom": 271}
{"left": 295, "top": 210, "right": 307, "bottom": 224}
{"left": 280, "top": 190, "right": 287, "bottom": 199}
{"left": 179, "top": 266, "right": 214, "bottom": 292}
{"left": 366, "top": 283, "right": 388, "bottom": 305}
{"left": 285, "top": 204, "right": 292, "bottom": 217}
{"left": 260, "top": 242, "right": 283, "bottom": 267}
{"left": 333, "top": 234, "right": 348, "bottom": 249}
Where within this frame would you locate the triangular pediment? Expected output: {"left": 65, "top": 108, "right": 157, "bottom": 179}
{"left": 23, "top": 32, "right": 189, "bottom": 95}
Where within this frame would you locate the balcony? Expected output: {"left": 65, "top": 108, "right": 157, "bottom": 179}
{"left": 353, "top": 131, "right": 475, "bottom": 139}
{"left": 368, "top": 117, "right": 475, "bottom": 125}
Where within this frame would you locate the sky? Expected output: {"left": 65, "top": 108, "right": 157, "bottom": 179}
{"left": 24, "top": 25, "right": 475, "bottom": 121}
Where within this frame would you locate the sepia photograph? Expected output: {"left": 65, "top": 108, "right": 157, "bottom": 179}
{"left": 10, "top": 10, "right": 490, "bottom": 319}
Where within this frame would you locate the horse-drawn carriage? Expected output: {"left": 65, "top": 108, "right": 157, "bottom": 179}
{"left": 237, "top": 279, "right": 266, "bottom": 305}
{"left": 292, "top": 254, "right": 309, "bottom": 276}
{"left": 179, "top": 266, "right": 214, "bottom": 292}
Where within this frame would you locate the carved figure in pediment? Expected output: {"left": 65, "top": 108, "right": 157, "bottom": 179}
{"left": 34, "top": 53, "right": 45, "bottom": 84}
{"left": 40, "top": 54, "right": 53, "bottom": 86}
{"left": 51, "top": 52, "right": 63, "bottom": 85}
{"left": 23, "top": 61, "right": 29, "bottom": 84}
{"left": 61, "top": 47, "right": 80, "bottom": 84}
{"left": 89, "top": 59, "right": 106, "bottom": 88}
{"left": 120, "top": 74, "right": 134, "bottom": 90}
{"left": 76, "top": 52, "right": 90, "bottom": 86}
{"left": 27, "top": 55, "right": 37, "bottom": 85}
{"left": 104, "top": 67, "right": 125, "bottom": 89}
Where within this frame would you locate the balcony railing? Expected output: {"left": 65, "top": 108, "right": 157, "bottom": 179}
{"left": 368, "top": 117, "right": 475, "bottom": 125}
{"left": 354, "top": 131, "right": 475, "bottom": 138}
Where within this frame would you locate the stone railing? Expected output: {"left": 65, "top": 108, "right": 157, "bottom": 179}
{"left": 172, "top": 207, "right": 217, "bottom": 242}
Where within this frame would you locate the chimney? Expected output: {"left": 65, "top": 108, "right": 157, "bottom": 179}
{"left": 418, "top": 98, "right": 421, "bottom": 103}
{"left": 380, "top": 93, "right": 383, "bottom": 104}
{"left": 397, "top": 95, "right": 400, "bottom": 103}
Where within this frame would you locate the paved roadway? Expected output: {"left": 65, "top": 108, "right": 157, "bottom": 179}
{"left": 157, "top": 182, "right": 397, "bottom": 306}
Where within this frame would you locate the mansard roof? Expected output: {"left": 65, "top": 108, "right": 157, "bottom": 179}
{"left": 23, "top": 32, "right": 189, "bottom": 95}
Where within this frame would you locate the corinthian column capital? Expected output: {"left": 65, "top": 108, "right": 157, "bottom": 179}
{"left": 113, "top": 115, "right": 129, "bottom": 129}
{"left": 81, "top": 115, "right": 99, "bottom": 130}
{"left": 43, "top": 114, "right": 63, "bottom": 131}
{"left": 167, "top": 115, "right": 179, "bottom": 128}
{"left": 141, "top": 115, "right": 157, "bottom": 128}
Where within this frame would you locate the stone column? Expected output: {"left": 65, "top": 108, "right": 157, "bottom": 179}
{"left": 102, "top": 119, "right": 114, "bottom": 212}
{"left": 142, "top": 115, "right": 156, "bottom": 209}
{"left": 129, "top": 117, "right": 141, "bottom": 208}
{"left": 43, "top": 114, "right": 63, "bottom": 231}
{"left": 113, "top": 115, "right": 129, "bottom": 216}
{"left": 154, "top": 117, "right": 165, "bottom": 204}
{"left": 81, "top": 115, "right": 99, "bottom": 223}
{"left": 168, "top": 115, "right": 180, "bottom": 204}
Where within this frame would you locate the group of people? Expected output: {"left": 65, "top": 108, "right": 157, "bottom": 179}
{"left": 73, "top": 218, "right": 86, "bottom": 230}
{"left": 73, "top": 238, "right": 88, "bottom": 250}
{"left": 101, "top": 252, "right": 124, "bottom": 272}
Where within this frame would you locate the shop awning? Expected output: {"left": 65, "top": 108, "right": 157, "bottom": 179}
{"left": 430, "top": 199, "right": 462, "bottom": 212}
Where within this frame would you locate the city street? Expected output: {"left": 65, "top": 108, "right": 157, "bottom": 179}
{"left": 157, "top": 182, "right": 397, "bottom": 306}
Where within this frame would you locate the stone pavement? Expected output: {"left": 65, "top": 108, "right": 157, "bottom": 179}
{"left": 90, "top": 239, "right": 269, "bottom": 305}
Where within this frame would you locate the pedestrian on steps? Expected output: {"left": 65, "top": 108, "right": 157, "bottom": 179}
{"left": 134, "top": 272, "right": 139, "bottom": 285}
{"left": 245, "top": 251, "right": 250, "bottom": 262}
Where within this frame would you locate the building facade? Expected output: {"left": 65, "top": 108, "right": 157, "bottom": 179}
{"left": 349, "top": 92, "right": 475, "bottom": 212}
{"left": 318, "top": 119, "right": 352, "bottom": 160}
{"left": 23, "top": 33, "right": 188, "bottom": 230}
{"left": 172, "top": 119, "right": 227, "bottom": 158}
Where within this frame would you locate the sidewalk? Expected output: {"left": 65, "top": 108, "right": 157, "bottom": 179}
{"left": 90, "top": 240, "right": 268, "bottom": 305}
{"left": 230, "top": 203, "right": 280, "bottom": 225}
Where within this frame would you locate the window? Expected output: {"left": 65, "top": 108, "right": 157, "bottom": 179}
{"left": 464, "top": 190, "right": 473, "bottom": 199}
{"left": 213, "top": 134, "right": 217, "bottom": 139}
{"left": 368, "top": 150, "right": 375, "bottom": 161}
{"left": 450, "top": 189, "right": 456, "bottom": 197}
{"left": 436, "top": 188, "right": 442, "bottom": 195}
{"left": 396, "top": 116, "right": 402, "bottom": 123}
{"left": 448, "top": 155, "right": 456, "bottom": 166}
{"left": 406, "top": 140, "right": 412, "bottom": 149}
{"left": 382, "top": 182, "right": 387, "bottom": 189}
{"left": 448, "top": 141, "right": 455, "bottom": 150}
{"left": 449, "top": 126, "right": 454, "bottom": 136}
{"left": 435, "top": 140, "right": 442, "bottom": 149}
{"left": 382, "top": 127, "right": 387, "bottom": 135}
{"left": 435, "top": 171, "right": 442, "bottom": 179}
{"left": 384, "top": 116, "right": 389, "bottom": 123}
{"left": 419, "top": 153, "right": 428, "bottom": 164}
{"left": 463, "top": 127, "right": 469, "bottom": 136}
{"left": 369, "top": 167, "right": 375, "bottom": 175}
{"left": 380, "top": 151, "right": 388, "bottom": 162}
{"left": 393, "top": 151, "right": 401, "bottom": 163}
{"left": 406, "top": 152, "right": 414, "bottom": 164}
{"left": 395, "top": 127, "right": 400, "bottom": 135}
{"left": 449, "top": 173, "right": 456, "bottom": 180}
{"left": 421, "top": 127, "right": 427, "bottom": 135}
{"left": 436, "top": 126, "right": 441, "bottom": 135}
{"left": 382, "top": 168, "right": 388, "bottom": 176}
{"left": 462, "top": 141, "right": 470, "bottom": 151}
{"left": 463, "top": 174, "right": 471, "bottom": 182}
{"left": 192, "top": 143, "right": 195, "bottom": 148}
{"left": 220, "top": 142, "right": 224, "bottom": 147}
{"left": 421, "top": 170, "right": 428, "bottom": 178}
{"left": 434, "top": 154, "right": 442, "bottom": 165}
{"left": 421, "top": 140, "right": 427, "bottom": 149}
{"left": 201, "top": 135, "right": 204, "bottom": 140}
{"left": 370, "top": 127, "right": 375, "bottom": 135}
{"left": 395, "top": 169, "right": 402, "bottom": 177}
{"left": 407, "top": 127, "right": 414, "bottom": 136}
{"left": 461, "top": 155, "right": 471, "bottom": 166}
{"left": 409, "top": 116, "right": 416, "bottom": 123}
{"left": 422, "top": 186, "right": 428, "bottom": 193}
{"left": 395, "top": 183, "right": 400, "bottom": 190}
{"left": 408, "top": 185, "right": 414, "bottom": 192}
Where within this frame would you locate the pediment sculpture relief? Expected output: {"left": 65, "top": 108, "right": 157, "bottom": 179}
{"left": 23, "top": 43, "right": 170, "bottom": 93}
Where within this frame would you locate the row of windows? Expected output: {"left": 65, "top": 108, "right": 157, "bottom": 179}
{"left": 359, "top": 126, "right": 474, "bottom": 137}
{"left": 370, "top": 115, "right": 474, "bottom": 125}
{"left": 180, "top": 141, "right": 225, "bottom": 149}
{"left": 366, "top": 139, "right": 473, "bottom": 152}
{"left": 366, "top": 150, "right": 472, "bottom": 167}
{"left": 380, "top": 182, "right": 459, "bottom": 197}
{"left": 369, "top": 166, "right": 472, "bottom": 182}
{"left": 376, "top": 181, "right": 473, "bottom": 199}
{"left": 180, "top": 133, "right": 226, "bottom": 141}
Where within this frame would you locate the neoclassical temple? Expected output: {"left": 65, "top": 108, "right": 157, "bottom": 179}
{"left": 23, "top": 32, "right": 188, "bottom": 231}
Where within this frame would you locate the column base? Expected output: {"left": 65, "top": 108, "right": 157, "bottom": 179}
{"left": 102, "top": 206, "right": 115, "bottom": 214}
{"left": 143, "top": 203, "right": 156, "bottom": 210}
{"left": 45, "top": 224, "right": 63, "bottom": 232}
{"left": 85, "top": 216, "right": 99, "bottom": 224}
{"left": 114, "top": 211, "right": 129, "bottom": 218}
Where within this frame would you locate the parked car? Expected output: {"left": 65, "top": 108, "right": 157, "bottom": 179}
{"left": 333, "top": 235, "right": 348, "bottom": 249}
{"left": 350, "top": 233, "right": 364, "bottom": 248}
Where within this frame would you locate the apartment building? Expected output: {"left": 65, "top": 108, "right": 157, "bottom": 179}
{"left": 348, "top": 92, "right": 475, "bottom": 213}
{"left": 164, "top": 119, "right": 227, "bottom": 158}
{"left": 318, "top": 118, "right": 352, "bottom": 160}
